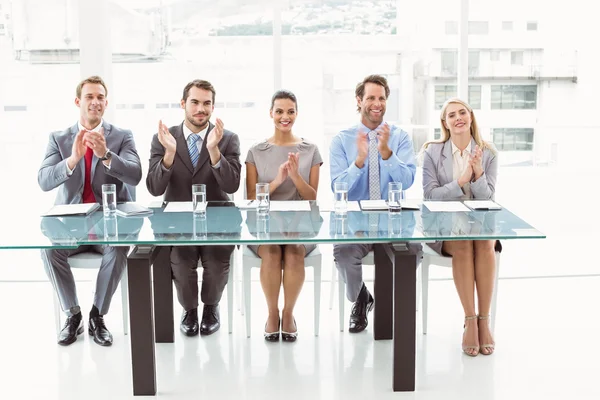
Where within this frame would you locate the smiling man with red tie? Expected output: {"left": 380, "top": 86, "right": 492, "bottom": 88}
{"left": 38, "top": 76, "right": 142, "bottom": 346}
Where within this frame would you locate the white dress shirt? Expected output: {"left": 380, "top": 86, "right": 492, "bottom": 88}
{"left": 182, "top": 123, "right": 221, "bottom": 169}
{"left": 451, "top": 140, "right": 471, "bottom": 199}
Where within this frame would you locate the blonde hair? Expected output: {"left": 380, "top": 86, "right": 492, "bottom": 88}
{"left": 422, "top": 97, "right": 495, "bottom": 154}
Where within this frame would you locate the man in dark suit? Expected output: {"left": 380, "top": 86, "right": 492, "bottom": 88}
{"left": 146, "top": 79, "right": 241, "bottom": 336}
{"left": 38, "top": 75, "right": 142, "bottom": 346}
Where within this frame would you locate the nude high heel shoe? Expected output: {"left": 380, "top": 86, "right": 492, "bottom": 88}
{"left": 477, "top": 315, "right": 495, "bottom": 355}
{"left": 462, "top": 315, "right": 480, "bottom": 357}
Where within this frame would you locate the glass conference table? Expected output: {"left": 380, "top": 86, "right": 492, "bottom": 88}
{"left": 1, "top": 201, "right": 545, "bottom": 395}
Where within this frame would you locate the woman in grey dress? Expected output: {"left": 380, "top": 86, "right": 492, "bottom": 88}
{"left": 245, "top": 90, "right": 323, "bottom": 342}
{"left": 421, "top": 98, "right": 499, "bottom": 356}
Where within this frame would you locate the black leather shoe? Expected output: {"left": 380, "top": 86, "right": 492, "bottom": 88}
{"left": 180, "top": 308, "right": 199, "bottom": 337}
{"left": 264, "top": 318, "right": 280, "bottom": 342}
{"left": 281, "top": 318, "right": 298, "bottom": 342}
{"left": 349, "top": 285, "right": 375, "bottom": 333}
{"left": 200, "top": 304, "right": 220, "bottom": 336}
{"left": 58, "top": 313, "right": 84, "bottom": 346}
{"left": 88, "top": 315, "right": 113, "bottom": 346}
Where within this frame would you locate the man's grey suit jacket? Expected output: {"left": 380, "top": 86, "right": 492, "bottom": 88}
{"left": 38, "top": 120, "right": 142, "bottom": 204}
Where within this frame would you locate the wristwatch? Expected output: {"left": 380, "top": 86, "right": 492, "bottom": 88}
{"left": 101, "top": 149, "right": 112, "bottom": 161}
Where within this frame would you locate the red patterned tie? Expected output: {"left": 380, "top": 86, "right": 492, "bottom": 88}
{"left": 82, "top": 147, "right": 96, "bottom": 203}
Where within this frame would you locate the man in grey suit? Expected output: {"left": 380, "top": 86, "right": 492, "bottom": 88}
{"left": 38, "top": 76, "right": 142, "bottom": 346}
{"left": 147, "top": 79, "right": 241, "bottom": 336}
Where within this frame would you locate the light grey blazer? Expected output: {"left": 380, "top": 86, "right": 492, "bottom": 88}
{"left": 38, "top": 121, "right": 142, "bottom": 204}
{"left": 422, "top": 138, "right": 497, "bottom": 201}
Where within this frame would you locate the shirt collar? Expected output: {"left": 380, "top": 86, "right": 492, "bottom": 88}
{"left": 78, "top": 119, "right": 103, "bottom": 133}
{"left": 358, "top": 121, "right": 385, "bottom": 134}
{"left": 451, "top": 140, "right": 471, "bottom": 156}
{"left": 182, "top": 122, "right": 210, "bottom": 141}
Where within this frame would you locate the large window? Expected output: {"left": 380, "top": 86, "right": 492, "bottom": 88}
{"left": 491, "top": 85, "right": 537, "bottom": 109}
{"left": 0, "top": 0, "right": 594, "bottom": 285}
{"left": 434, "top": 85, "right": 481, "bottom": 109}
{"left": 492, "top": 128, "right": 534, "bottom": 150}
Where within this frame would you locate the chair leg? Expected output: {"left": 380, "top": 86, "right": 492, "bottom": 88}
{"left": 227, "top": 254, "right": 234, "bottom": 334}
{"left": 313, "top": 263, "right": 321, "bottom": 337}
{"left": 121, "top": 269, "right": 129, "bottom": 335}
{"left": 235, "top": 247, "right": 242, "bottom": 313}
{"left": 53, "top": 291, "right": 62, "bottom": 334}
{"left": 416, "top": 265, "right": 421, "bottom": 312}
{"left": 490, "top": 252, "right": 501, "bottom": 334}
{"left": 243, "top": 265, "right": 252, "bottom": 338}
{"left": 328, "top": 260, "right": 336, "bottom": 310}
{"left": 421, "top": 260, "right": 430, "bottom": 335}
{"left": 337, "top": 267, "right": 345, "bottom": 332}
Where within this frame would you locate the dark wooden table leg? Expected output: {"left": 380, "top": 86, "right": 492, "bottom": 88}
{"left": 391, "top": 243, "right": 418, "bottom": 392}
{"left": 127, "top": 245, "right": 157, "bottom": 396}
{"left": 374, "top": 243, "right": 393, "bottom": 340}
{"left": 151, "top": 246, "right": 174, "bottom": 343}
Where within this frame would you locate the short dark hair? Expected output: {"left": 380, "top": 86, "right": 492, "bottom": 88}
{"left": 270, "top": 89, "right": 298, "bottom": 112}
{"left": 76, "top": 76, "right": 108, "bottom": 98}
{"left": 182, "top": 79, "right": 216, "bottom": 103}
{"left": 355, "top": 74, "right": 390, "bottom": 112}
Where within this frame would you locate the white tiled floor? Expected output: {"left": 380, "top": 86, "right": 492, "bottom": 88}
{"left": 0, "top": 275, "right": 599, "bottom": 400}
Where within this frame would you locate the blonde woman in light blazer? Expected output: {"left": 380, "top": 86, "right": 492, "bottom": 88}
{"left": 421, "top": 98, "right": 499, "bottom": 357}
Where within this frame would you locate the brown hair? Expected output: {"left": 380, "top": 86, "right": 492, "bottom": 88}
{"left": 76, "top": 76, "right": 108, "bottom": 98}
{"left": 422, "top": 97, "right": 495, "bottom": 154}
{"left": 182, "top": 79, "right": 216, "bottom": 103}
{"left": 355, "top": 74, "right": 390, "bottom": 112}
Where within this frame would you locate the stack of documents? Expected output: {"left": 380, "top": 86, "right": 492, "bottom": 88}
{"left": 116, "top": 203, "right": 153, "bottom": 217}
{"left": 235, "top": 200, "right": 259, "bottom": 209}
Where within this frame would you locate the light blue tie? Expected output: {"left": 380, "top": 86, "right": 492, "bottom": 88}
{"left": 367, "top": 131, "right": 380, "bottom": 237}
{"left": 188, "top": 134, "right": 200, "bottom": 168}
{"left": 368, "top": 131, "right": 381, "bottom": 200}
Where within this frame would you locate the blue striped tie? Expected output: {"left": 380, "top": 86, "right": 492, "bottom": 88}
{"left": 188, "top": 134, "right": 200, "bottom": 167}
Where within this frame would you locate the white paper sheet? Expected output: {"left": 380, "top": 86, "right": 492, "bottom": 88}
{"left": 463, "top": 200, "right": 502, "bottom": 210}
{"left": 42, "top": 203, "right": 100, "bottom": 217}
{"left": 163, "top": 201, "right": 193, "bottom": 213}
{"left": 360, "top": 200, "right": 420, "bottom": 210}
{"left": 269, "top": 201, "right": 311, "bottom": 212}
{"left": 423, "top": 201, "right": 470, "bottom": 212}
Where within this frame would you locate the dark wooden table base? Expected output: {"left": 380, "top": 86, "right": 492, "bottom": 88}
{"left": 127, "top": 245, "right": 158, "bottom": 396}
{"left": 126, "top": 243, "right": 418, "bottom": 396}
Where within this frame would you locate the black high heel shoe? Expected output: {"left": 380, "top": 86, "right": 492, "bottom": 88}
{"left": 264, "top": 318, "right": 280, "bottom": 342}
{"left": 281, "top": 318, "right": 297, "bottom": 342}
